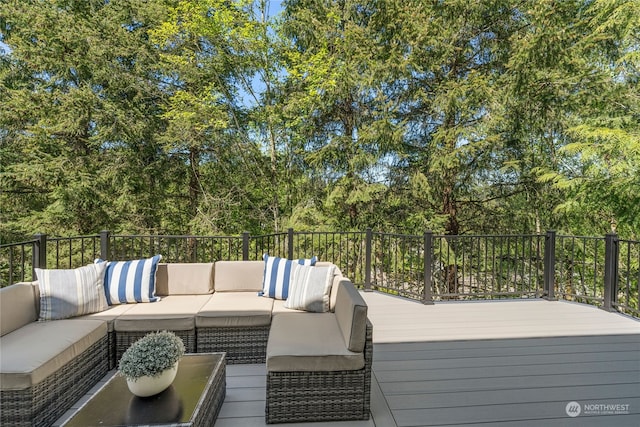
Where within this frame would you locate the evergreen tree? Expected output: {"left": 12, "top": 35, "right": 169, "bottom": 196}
{"left": 0, "top": 0, "right": 172, "bottom": 235}
{"left": 1, "top": 0, "right": 637, "bottom": 238}
{"left": 278, "top": 0, "right": 404, "bottom": 230}
{"left": 505, "top": 0, "right": 640, "bottom": 237}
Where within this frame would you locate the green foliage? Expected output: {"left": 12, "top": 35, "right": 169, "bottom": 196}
{"left": 276, "top": 0, "right": 407, "bottom": 229}
{"left": 391, "top": 0, "right": 521, "bottom": 234}
{"left": 0, "top": 0, "right": 171, "bottom": 235}
{"left": 118, "top": 331, "right": 186, "bottom": 380}
{"left": 510, "top": 0, "right": 640, "bottom": 238}
{"left": 1, "top": 0, "right": 639, "bottom": 238}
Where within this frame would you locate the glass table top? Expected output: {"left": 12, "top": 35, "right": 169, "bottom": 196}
{"left": 63, "top": 353, "right": 225, "bottom": 427}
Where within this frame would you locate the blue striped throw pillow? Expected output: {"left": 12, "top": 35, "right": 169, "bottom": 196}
{"left": 260, "top": 254, "right": 317, "bottom": 299}
{"left": 96, "top": 255, "right": 162, "bottom": 305}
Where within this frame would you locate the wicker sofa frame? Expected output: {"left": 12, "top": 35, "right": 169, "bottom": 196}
{"left": 115, "top": 329, "right": 197, "bottom": 362}
{"left": 1, "top": 261, "right": 372, "bottom": 426}
{"left": 113, "top": 326, "right": 267, "bottom": 368}
{"left": 0, "top": 335, "right": 109, "bottom": 427}
{"left": 196, "top": 325, "right": 270, "bottom": 364}
{"left": 265, "top": 320, "right": 373, "bottom": 424}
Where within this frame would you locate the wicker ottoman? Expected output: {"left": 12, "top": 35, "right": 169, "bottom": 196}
{"left": 266, "top": 320, "right": 372, "bottom": 424}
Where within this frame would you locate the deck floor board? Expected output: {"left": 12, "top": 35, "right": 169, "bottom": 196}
{"left": 51, "top": 293, "right": 639, "bottom": 426}
{"left": 214, "top": 293, "right": 639, "bottom": 426}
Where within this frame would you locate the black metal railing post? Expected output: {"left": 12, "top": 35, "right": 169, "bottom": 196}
{"left": 32, "top": 233, "right": 47, "bottom": 277}
{"left": 423, "top": 231, "right": 434, "bottom": 304}
{"left": 242, "top": 232, "right": 250, "bottom": 261}
{"left": 287, "top": 228, "right": 294, "bottom": 259}
{"left": 100, "top": 230, "right": 111, "bottom": 260}
{"left": 543, "top": 230, "right": 556, "bottom": 300}
{"left": 603, "top": 232, "right": 619, "bottom": 312}
{"left": 364, "top": 228, "right": 372, "bottom": 291}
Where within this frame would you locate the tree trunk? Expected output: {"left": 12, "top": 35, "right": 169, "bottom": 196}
{"left": 443, "top": 183, "right": 459, "bottom": 235}
{"left": 189, "top": 147, "right": 201, "bottom": 223}
{"left": 441, "top": 108, "right": 460, "bottom": 236}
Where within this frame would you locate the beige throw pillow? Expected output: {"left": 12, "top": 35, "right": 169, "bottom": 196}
{"left": 284, "top": 265, "right": 335, "bottom": 312}
{"left": 35, "top": 263, "right": 108, "bottom": 320}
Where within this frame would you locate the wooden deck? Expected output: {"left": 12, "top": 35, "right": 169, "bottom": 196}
{"left": 215, "top": 292, "right": 640, "bottom": 427}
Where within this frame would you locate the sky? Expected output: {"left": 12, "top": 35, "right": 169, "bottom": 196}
{"left": 267, "top": 0, "right": 285, "bottom": 17}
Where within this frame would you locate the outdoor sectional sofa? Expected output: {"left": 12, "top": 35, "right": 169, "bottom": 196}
{"left": 0, "top": 259, "right": 372, "bottom": 426}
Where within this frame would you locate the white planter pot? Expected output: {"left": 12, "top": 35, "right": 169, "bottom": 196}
{"left": 126, "top": 363, "right": 179, "bottom": 397}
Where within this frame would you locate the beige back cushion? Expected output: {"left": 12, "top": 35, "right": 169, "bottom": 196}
{"left": 329, "top": 274, "right": 343, "bottom": 311}
{"left": 334, "top": 280, "right": 368, "bottom": 352}
{"left": 0, "top": 282, "right": 38, "bottom": 336}
{"left": 314, "top": 261, "right": 343, "bottom": 311}
{"left": 214, "top": 261, "right": 265, "bottom": 292}
{"left": 155, "top": 263, "right": 214, "bottom": 296}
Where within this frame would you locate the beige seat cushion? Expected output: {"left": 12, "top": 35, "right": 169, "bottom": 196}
{"left": 114, "top": 295, "right": 211, "bottom": 332}
{"left": 77, "top": 304, "right": 134, "bottom": 332}
{"left": 267, "top": 313, "right": 364, "bottom": 372}
{"left": 0, "top": 319, "right": 107, "bottom": 390}
{"left": 271, "top": 299, "right": 304, "bottom": 315}
{"left": 155, "top": 263, "right": 214, "bottom": 295}
{"left": 214, "top": 261, "right": 264, "bottom": 292}
{"left": 196, "top": 292, "right": 273, "bottom": 327}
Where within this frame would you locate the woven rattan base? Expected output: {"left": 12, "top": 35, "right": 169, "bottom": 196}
{"left": 266, "top": 370, "right": 370, "bottom": 424}
{"left": 196, "top": 325, "right": 269, "bottom": 364}
{"left": 107, "top": 330, "right": 116, "bottom": 370}
{"left": 115, "top": 329, "right": 196, "bottom": 362}
{"left": 0, "top": 335, "right": 109, "bottom": 427}
{"left": 265, "top": 320, "right": 373, "bottom": 424}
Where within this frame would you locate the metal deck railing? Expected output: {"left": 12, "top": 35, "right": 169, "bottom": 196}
{"left": 1, "top": 229, "right": 638, "bottom": 319}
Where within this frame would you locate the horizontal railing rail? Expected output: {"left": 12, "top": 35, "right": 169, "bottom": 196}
{"left": 1, "top": 229, "right": 637, "bottom": 319}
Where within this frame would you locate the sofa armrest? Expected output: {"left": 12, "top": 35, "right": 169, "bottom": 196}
{"left": 334, "top": 280, "right": 368, "bottom": 353}
{"left": 0, "top": 283, "right": 38, "bottom": 336}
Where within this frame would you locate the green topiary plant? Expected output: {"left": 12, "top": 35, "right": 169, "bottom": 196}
{"left": 118, "top": 331, "right": 186, "bottom": 381}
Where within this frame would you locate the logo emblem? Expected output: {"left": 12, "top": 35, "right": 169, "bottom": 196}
{"left": 565, "top": 401, "right": 581, "bottom": 417}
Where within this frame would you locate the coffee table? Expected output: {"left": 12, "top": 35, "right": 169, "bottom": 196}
{"left": 62, "top": 353, "right": 225, "bottom": 427}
